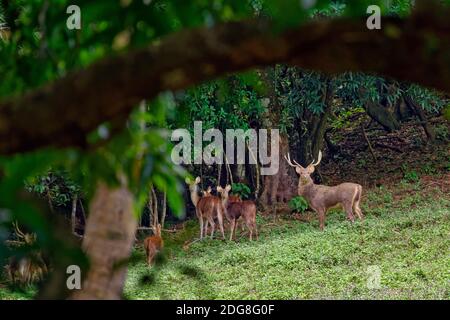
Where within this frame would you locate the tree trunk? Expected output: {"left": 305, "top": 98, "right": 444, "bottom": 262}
{"left": 161, "top": 191, "right": 167, "bottom": 229}
{"left": 71, "top": 195, "right": 78, "bottom": 235}
{"left": 364, "top": 99, "right": 401, "bottom": 132}
{"left": 259, "top": 67, "right": 297, "bottom": 209}
{"left": 403, "top": 94, "right": 436, "bottom": 142}
{"left": 71, "top": 182, "right": 136, "bottom": 300}
{"left": 294, "top": 77, "right": 334, "bottom": 178}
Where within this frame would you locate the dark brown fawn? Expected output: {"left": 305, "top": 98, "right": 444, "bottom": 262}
{"left": 285, "top": 151, "right": 363, "bottom": 230}
{"left": 143, "top": 224, "right": 164, "bottom": 266}
{"left": 217, "top": 185, "right": 258, "bottom": 241}
{"left": 227, "top": 194, "right": 246, "bottom": 232}
{"left": 228, "top": 194, "right": 241, "bottom": 203}
{"left": 186, "top": 177, "right": 225, "bottom": 240}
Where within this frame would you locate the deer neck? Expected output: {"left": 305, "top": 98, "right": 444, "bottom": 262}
{"left": 298, "top": 179, "right": 316, "bottom": 199}
{"left": 221, "top": 195, "right": 229, "bottom": 208}
{"left": 190, "top": 185, "right": 201, "bottom": 208}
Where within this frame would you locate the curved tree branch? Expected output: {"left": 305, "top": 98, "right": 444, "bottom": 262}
{"left": 1, "top": 2, "right": 449, "bottom": 155}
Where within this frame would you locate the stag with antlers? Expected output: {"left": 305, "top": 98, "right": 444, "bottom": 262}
{"left": 285, "top": 151, "right": 363, "bottom": 230}
{"left": 186, "top": 177, "right": 225, "bottom": 240}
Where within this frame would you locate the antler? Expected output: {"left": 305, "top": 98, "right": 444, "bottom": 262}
{"left": 309, "top": 150, "right": 323, "bottom": 167}
{"left": 285, "top": 153, "right": 305, "bottom": 169}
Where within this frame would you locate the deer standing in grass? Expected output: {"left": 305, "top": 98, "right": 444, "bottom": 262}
{"left": 144, "top": 224, "right": 163, "bottom": 266}
{"left": 186, "top": 177, "right": 225, "bottom": 240}
{"left": 285, "top": 151, "right": 363, "bottom": 230}
{"left": 217, "top": 185, "right": 258, "bottom": 241}
{"left": 226, "top": 194, "right": 247, "bottom": 232}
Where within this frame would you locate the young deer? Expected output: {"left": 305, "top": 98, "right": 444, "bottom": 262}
{"left": 228, "top": 194, "right": 241, "bottom": 203}
{"left": 143, "top": 224, "right": 163, "bottom": 266}
{"left": 227, "top": 194, "right": 246, "bottom": 232}
{"left": 203, "top": 186, "right": 213, "bottom": 197}
{"left": 186, "top": 177, "right": 225, "bottom": 240}
{"left": 217, "top": 185, "right": 258, "bottom": 241}
{"left": 285, "top": 151, "right": 363, "bottom": 230}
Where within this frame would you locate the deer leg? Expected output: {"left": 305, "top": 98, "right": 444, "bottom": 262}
{"left": 146, "top": 246, "right": 152, "bottom": 266}
{"left": 229, "top": 219, "right": 236, "bottom": 241}
{"left": 245, "top": 219, "right": 253, "bottom": 241}
{"left": 205, "top": 217, "right": 211, "bottom": 238}
{"left": 253, "top": 221, "right": 258, "bottom": 240}
{"left": 353, "top": 186, "right": 364, "bottom": 220}
{"left": 317, "top": 209, "right": 326, "bottom": 231}
{"left": 343, "top": 202, "right": 355, "bottom": 223}
{"left": 197, "top": 209, "right": 203, "bottom": 239}
{"left": 233, "top": 219, "right": 239, "bottom": 241}
{"left": 354, "top": 204, "right": 363, "bottom": 220}
{"left": 217, "top": 209, "right": 225, "bottom": 240}
{"left": 209, "top": 217, "right": 215, "bottom": 239}
{"left": 146, "top": 251, "right": 152, "bottom": 266}
{"left": 353, "top": 200, "right": 363, "bottom": 220}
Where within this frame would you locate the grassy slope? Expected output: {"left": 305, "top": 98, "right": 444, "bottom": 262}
{"left": 124, "top": 183, "right": 450, "bottom": 300}
{"left": 1, "top": 181, "right": 448, "bottom": 300}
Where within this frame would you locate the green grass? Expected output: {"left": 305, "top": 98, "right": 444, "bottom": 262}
{"left": 124, "top": 192, "right": 450, "bottom": 300}
{"left": 2, "top": 184, "right": 449, "bottom": 300}
{"left": 0, "top": 286, "right": 36, "bottom": 300}
{"left": 125, "top": 182, "right": 450, "bottom": 299}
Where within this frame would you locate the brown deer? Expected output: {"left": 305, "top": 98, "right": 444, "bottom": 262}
{"left": 285, "top": 151, "right": 363, "bottom": 230}
{"left": 227, "top": 194, "right": 246, "bottom": 232}
{"left": 186, "top": 176, "right": 206, "bottom": 239}
{"left": 186, "top": 177, "right": 225, "bottom": 240}
{"left": 203, "top": 186, "right": 213, "bottom": 197}
{"left": 228, "top": 194, "right": 241, "bottom": 203}
{"left": 217, "top": 185, "right": 258, "bottom": 241}
{"left": 143, "top": 223, "right": 163, "bottom": 266}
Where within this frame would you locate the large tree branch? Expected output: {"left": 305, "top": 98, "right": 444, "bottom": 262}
{"left": 1, "top": 3, "right": 450, "bottom": 155}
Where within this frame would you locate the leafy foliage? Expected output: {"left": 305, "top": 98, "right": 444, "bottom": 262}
{"left": 25, "top": 171, "right": 79, "bottom": 208}
{"left": 288, "top": 196, "right": 309, "bottom": 213}
{"left": 231, "top": 183, "right": 251, "bottom": 200}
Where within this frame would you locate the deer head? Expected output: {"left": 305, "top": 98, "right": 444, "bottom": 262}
{"left": 186, "top": 176, "right": 202, "bottom": 207}
{"left": 152, "top": 223, "right": 162, "bottom": 237}
{"left": 203, "top": 186, "right": 213, "bottom": 197}
{"left": 216, "top": 185, "right": 231, "bottom": 203}
{"left": 284, "top": 151, "right": 322, "bottom": 185}
{"left": 185, "top": 176, "right": 201, "bottom": 192}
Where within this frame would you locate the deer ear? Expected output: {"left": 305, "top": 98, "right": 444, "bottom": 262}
{"left": 195, "top": 176, "right": 201, "bottom": 184}
{"left": 217, "top": 186, "right": 223, "bottom": 192}
{"left": 226, "top": 185, "right": 231, "bottom": 191}
{"left": 185, "top": 177, "right": 191, "bottom": 184}
{"left": 295, "top": 167, "right": 302, "bottom": 175}
{"left": 307, "top": 165, "right": 315, "bottom": 174}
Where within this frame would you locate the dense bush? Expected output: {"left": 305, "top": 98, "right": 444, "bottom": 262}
{"left": 288, "top": 196, "right": 309, "bottom": 213}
